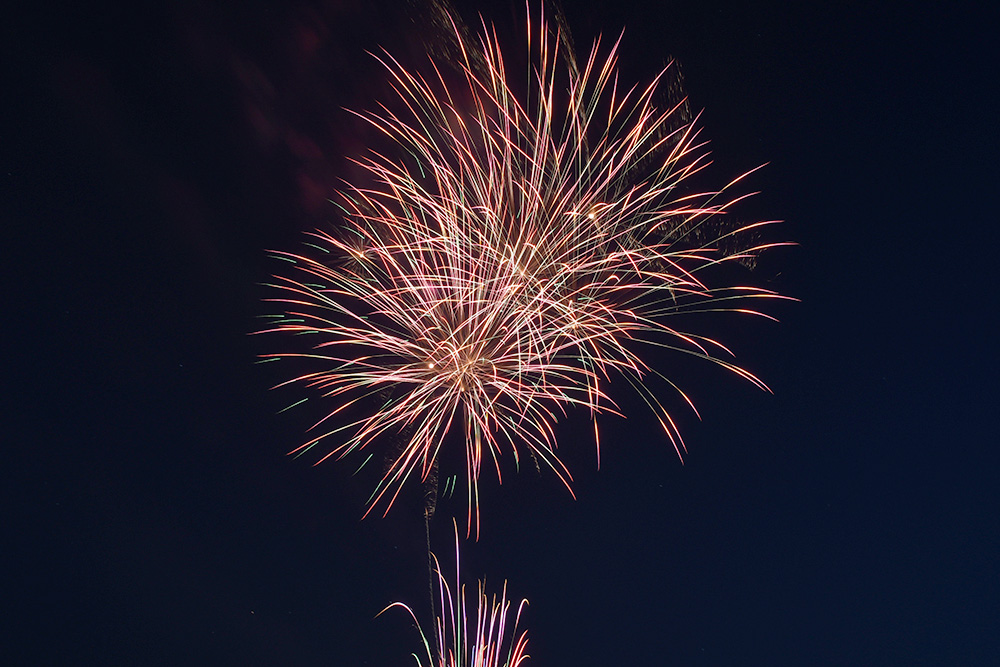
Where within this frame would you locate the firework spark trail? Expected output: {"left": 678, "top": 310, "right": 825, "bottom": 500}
{"left": 259, "top": 5, "right": 792, "bottom": 532}
{"left": 382, "top": 530, "right": 530, "bottom": 667}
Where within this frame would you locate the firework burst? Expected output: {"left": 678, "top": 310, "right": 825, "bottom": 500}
{"left": 259, "top": 4, "right": 790, "bottom": 531}
{"left": 382, "top": 532, "right": 530, "bottom": 667}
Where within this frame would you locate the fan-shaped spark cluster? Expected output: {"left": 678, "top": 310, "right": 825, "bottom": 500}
{"left": 382, "top": 531, "right": 529, "bottom": 667}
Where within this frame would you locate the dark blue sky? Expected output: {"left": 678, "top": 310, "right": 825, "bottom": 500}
{"left": 6, "top": 0, "right": 998, "bottom": 664}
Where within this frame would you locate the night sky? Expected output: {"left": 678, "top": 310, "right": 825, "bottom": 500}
{"left": 6, "top": 0, "right": 999, "bottom": 665}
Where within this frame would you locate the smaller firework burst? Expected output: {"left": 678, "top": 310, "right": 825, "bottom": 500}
{"left": 382, "top": 531, "right": 530, "bottom": 667}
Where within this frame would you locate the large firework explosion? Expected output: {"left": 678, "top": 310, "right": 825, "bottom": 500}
{"left": 258, "top": 3, "right": 789, "bottom": 532}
